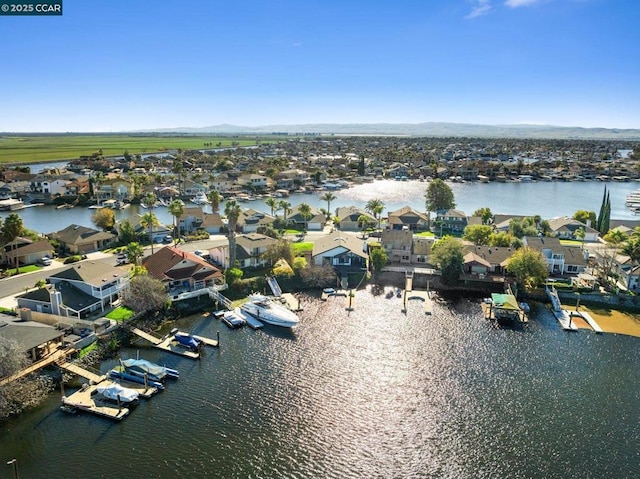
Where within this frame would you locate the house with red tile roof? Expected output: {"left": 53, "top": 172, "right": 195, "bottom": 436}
{"left": 142, "top": 246, "right": 225, "bottom": 301}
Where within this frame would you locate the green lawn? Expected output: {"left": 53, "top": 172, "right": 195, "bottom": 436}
{"left": 560, "top": 239, "right": 582, "bottom": 246}
{"left": 415, "top": 231, "right": 436, "bottom": 237}
{"left": 292, "top": 242, "right": 314, "bottom": 255}
{"left": 79, "top": 342, "right": 98, "bottom": 359}
{"left": 0, "top": 134, "right": 286, "bottom": 164}
{"left": 5, "top": 264, "right": 41, "bottom": 276}
{"left": 105, "top": 306, "right": 135, "bottom": 322}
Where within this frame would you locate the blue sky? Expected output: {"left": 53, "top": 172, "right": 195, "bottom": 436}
{"left": 1, "top": 0, "right": 638, "bottom": 131}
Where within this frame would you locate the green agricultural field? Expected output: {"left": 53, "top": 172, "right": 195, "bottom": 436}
{"left": 0, "top": 134, "right": 282, "bottom": 165}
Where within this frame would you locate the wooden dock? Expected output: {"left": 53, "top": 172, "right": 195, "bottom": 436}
{"left": 58, "top": 361, "right": 106, "bottom": 384}
{"left": 62, "top": 383, "right": 130, "bottom": 421}
{"left": 0, "top": 348, "right": 71, "bottom": 387}
{"left": 130, "top": 327, "right": 200, "bottom": 359}
{"left": 281, "top": 293, "right": 302, "bottom": 312}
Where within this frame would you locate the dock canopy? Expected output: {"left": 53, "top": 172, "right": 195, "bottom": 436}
{"left": 491, "top": 293, "right": 520, "bottom": 310}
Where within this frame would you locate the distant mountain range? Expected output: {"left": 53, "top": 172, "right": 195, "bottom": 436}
{"left": 137, "top": 122, "right": 640, "bottom": 140}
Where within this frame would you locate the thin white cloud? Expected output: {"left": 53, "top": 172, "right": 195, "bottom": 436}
{"left": 466, "top": 0, "right": 492, "bottom": 18}
{"left": 505, "top": 0, "right": 543, "bottom": 7}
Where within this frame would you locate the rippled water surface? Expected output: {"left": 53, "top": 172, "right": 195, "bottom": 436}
{"left": 2, "top": 289, "right": 640, "bottom": 478}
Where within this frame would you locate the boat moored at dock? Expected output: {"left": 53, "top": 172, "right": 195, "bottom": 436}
{"left": 240, "top": 293, "right": 300, "bottom": 328}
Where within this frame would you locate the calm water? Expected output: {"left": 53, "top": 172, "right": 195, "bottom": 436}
{"left": 1, "top": 289, "right": 639, "bottom": 478}
{"left": 3, "top": 180, "right": 640, "bottom": 234}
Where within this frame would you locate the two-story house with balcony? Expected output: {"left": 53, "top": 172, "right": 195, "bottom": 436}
{"left": 522, "top": 236, "right": 587, "bottom": 275}
{"left": 312, "top": 231, "right": 368, "bottom": 273}
{"left": 435, "top": 209, "right": 468, "bottom": 234}
{"left": 143, "top": 246, "right": 225, "bottom": 301}
{"left": 95, "top": 177, "right": 134, "bottom": 203}
{"left": 16, "top": 261, "right": 129, "bottom": 319}
{"left": 275, "top": 169, "right": 309, "bottom": 191}
{"left": 237, "top": 174, "right": 269, "bottom": 191}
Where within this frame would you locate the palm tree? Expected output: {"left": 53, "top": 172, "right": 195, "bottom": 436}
{"left": 357, "top": 214, "right": 372, "bottom": 238}
{"left": 168, "top": 199, "right": 185, "bottom": 244}
{"left": 140, "top": 212, "right": 160, "bottom": 255}
{"left": 208, "top": 189, "right": 222, "bottom": 213}
{"left": 298, "top": 203, "right": 313, "bottom": 231}
{"left": 2, "top": 213, "right": 24, "bottom": 274}
{"left": 320, "top": 192, "right": 337, "bottom": 217}
{"left": 224, "top": 199, "right": 242, "bottom": 269}
{"left": 279, "top": 201, "right": 292, "bottom": 223}
{"left": 265, "top": 197, "right": 278, "bottom": 217}
{"left": 365, "top": 198, "right": 385, "bottom": 232}
{"left": 126, "top": 242, "right": 145, "bottom": 266}
{"left": 142, "top": 191, "right": 157, "bottom": 209}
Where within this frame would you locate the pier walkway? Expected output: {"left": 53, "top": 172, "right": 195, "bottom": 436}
{"left": 58, "top": 361, "right": 106, "bottom": 384}
{"left": 0, "top": 348, "right": 71, "bottom": 387}
{"left": 546, "top": 286, "right": 579, "bottom": 331}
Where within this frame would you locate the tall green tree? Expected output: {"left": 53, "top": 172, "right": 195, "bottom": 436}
{"left": 463, "top": 225, "right": 493, "bottom": 246}
{"left": 140, "top": 212, "right": 160, "bottom": 255}
{"left": 208, "top": 190, "right": 222, "bottom": 213}
{"left": 596, "top": 186, "right": 611, "bottom": 234}
{"left": 472, "top": 207, "right": 493, "bottom": 225}
{"left": 320, "top": 192, "right": 337, "bottom": 217}
{"left": 118, "top": 219, "right": 137, "bottom": 245}
{"left": 126, "top": 242, "right": 145, "bottom": 265}
{"left": 357, "top": 154, "right": 366, "bottom": 176}
{"left": 365, "top": 198, "right": 385, "bottom": 232}
{"left": 298, "top": 203, "right": 313, "bottom": 231}
{"left": 265, "top": 197, "right": 279, "bottom": 217}
{"left": 168, "top": 199, "right": 185, "bottom": 244}
{"left": 142, "top": 192, "right": 157, "bottom": 209}
{"left": 431, "top": 236, "right": 464, "bottom": 285}
{"left": 425, "top": 179, "right": 455, "bottom": 223}
{"left": 369, "top": 246, "right": 388, "bottom": 274}
{"left": 573, "top": 210, "right": 597, "bottom": 227}
{"left": 2, "top": 213, "right": 24, "bottom": 274}
{"left": 279, "top": 200, "right": 292, "bottom": 223}
{"left": 224, "top": 199, "right": 242, "bottom": 269}
{"left": 506, "top": 247, "right": 549, "bottom": 292}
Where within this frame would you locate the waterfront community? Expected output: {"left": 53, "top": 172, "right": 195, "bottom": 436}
{"left": 1, "top": 135, "right": 640, "bottom": 477}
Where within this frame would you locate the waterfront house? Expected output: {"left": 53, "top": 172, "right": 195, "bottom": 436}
{"left": 462, "top": 245, "right": 515, "bottom": 275}
{"left": 312, "top": 231, "right": 368, "bottom": 272}
{"left": 381, "top": 229, "right": 434, "bottom": 265}
{"left": 63, "top": 179, "right": 90, "bottom": 197}
{"left": 275, "top": 169, "right": 310, "bottom": 191}
{"left": 17, "top": 261, "right": 130, "bottom": 318}
{"left": 547, "top": 217, "right": 600, "bottom": 242}
{"left": 95, "top": 177, "right": 134, "bottom": 203}
{"left": 48, "top": 224, "right": 116, "bottom": 254}
{"left": 335, "top": 206, "right": 376, "bottom": 232}
{"left": 434, "top": 209, "right": 468, "bottom": 233}
{"left": 237, "top": 209, "right": 275, "bottom": 234}
{"left": 0, "top": 314, "right": 65, "bottom": 365}
{"left": 178, "top": 207, "right": 202, "bottom": 235}
{"left": 288, "top": 204, "right": 326, "bottom": 231}
{"left": 1, "top": 237, "right": 54, "bottom": 267}
{"left": 387, "top": 206, "right": 429, "bottom": 231}
{"left": 237, "top": 173, "right": 268, "bottom": 190}
{"left": 522, "top": 236, "right": 587, "bottom": 275}
{"left": 142, "top": 246, "right": 224, "bottom": 301}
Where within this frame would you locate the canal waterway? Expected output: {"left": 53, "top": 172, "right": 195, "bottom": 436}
{"left": 1, "top": 290, "right": 639, "bottom": 478}
{"left": 3, "top": 180, "right": 640, "bottom": 234}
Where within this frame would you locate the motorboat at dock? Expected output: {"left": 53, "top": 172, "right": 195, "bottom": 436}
{"left": 120, "top": 358, "right": 179, "bottom": 381}
{"left": 240, "top": 293, "right": 300, "bottom": 328}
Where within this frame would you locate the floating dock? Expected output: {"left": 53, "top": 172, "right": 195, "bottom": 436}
{"left": 546, "top": 286, "right": 579, "bottom": 331}
{"left": 130, "top": 327, "right": 200, "bottom": 359}
{"left": 62, "top": 384, "right": 130, "bottom": 421}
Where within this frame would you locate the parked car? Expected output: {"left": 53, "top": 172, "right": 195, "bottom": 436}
{"left": 38, "top": 256, "right": 52, "bottom": 266}
{"left": 163, "top": 235, "right": 173, "bottom": 243}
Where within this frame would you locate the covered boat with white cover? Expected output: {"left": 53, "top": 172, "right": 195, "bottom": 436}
{"left": 96, "top": 383, "right": 139, "bottom": 403}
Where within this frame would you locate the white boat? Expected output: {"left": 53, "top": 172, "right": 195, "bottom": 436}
{"left": 240, "top": 293, "right": 300, "bottom": 328}
{"left": 96, "top": 383, "right": 139, "bottom": 404}
{"left": 191, "top": 192, "right": 210, "bottom": 205}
